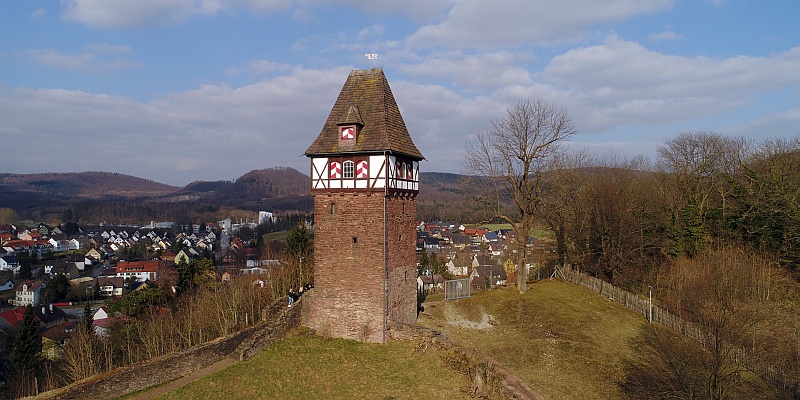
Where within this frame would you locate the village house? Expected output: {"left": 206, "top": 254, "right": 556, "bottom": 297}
{"left": 67, "top": 252, "right": 86, "bottom": 271}
{"left": 42, "top": 320, "right": 77, "bottom": 359}
{"left": 92, "top": 306, "right": 113, "bottom": 336}
{"left": 96, "top": 276, "right": 125, "bottom": 297}
{"left": 116, "top": 260, "right": 159, "bottom": 282}
{"left": 446, "top": 257, "right": 469, "bottom": 276}
{"left": 417, "top": 274, "right": 445, "bottom": 292}
{"left": 175, "top": 249, "right": 192, "bottom": 264}
{"left": 85, "top": 247, "right": 102, "bottom": 260}
{"left": 159, "top": 249, "right": 177, "bottom": 263}
{"left": 0, "top": 279, "right": 14, "bottom": 292}
{"left": 15, "top": 280, "right": 45, "bottom": 306}
{"left": 0, "top": 255, "right": 20, "bottom": 273}
{"left": 470, "top": 265, "right": 507, "bottom": 288}
{"left": 19, "top": 231, "right": 43, "bottom": 241}
{"left": 50, "top": 261, "right": 80, "bottom": 279}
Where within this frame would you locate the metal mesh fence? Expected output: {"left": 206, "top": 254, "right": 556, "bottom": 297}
{"left": 444, "top": 278, "right": 471, "bottom": 300}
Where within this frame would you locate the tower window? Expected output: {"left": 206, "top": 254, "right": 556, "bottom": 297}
{"left": 352, "top": 237, "right": 358, "bottom": 244}
{"left": 343, "top": 160, "right": 354, "bottom": 178}
{"left": 341, "top": 126, "right": 355, "bottom": 140}
{"left": 331, "top": 202, "right": 336, "bottom": 215}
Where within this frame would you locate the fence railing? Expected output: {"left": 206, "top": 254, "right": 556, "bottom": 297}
{"left": 555, "top": 265, "right": 797, "bottom": 395}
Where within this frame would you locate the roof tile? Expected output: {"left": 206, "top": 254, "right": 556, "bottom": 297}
{"left": 305, "top": 68, "right": 423, "bottom": 160}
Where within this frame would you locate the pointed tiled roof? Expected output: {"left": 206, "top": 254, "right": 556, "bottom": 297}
{"left": 305, "top": 68, "right": 424, "bottom": 160}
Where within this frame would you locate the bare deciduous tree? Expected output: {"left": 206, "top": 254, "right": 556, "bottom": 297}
{"left": 465, "top": 99, "right": 577, "bottom": 293}
{"left": 659, "top": 247, "right": 796, "bottom": 399}
{"left": 657, "top": 131, "right": 736, "bottom": 257}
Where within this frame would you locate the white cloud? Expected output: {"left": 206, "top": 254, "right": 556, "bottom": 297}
{"left": 225, "top": 59, "right": 293, "bottom": 76}
{"left": 87, "top": 43, "right": 134, "bottom": 54}
{"left": 722, "top": 107, "right": 800, "bottom": 140}
{"left": 25, "top": 47, "right": 140, "bottom": 71}
{"left": 27, "top": 49, "right": 96, "bottom": 69}
{"left": 296, "top": 0, "right": 452, "bottom": 22}
{"left": 408, "top": 0, "right": 674, "bottom": 48}
{"left": 543, "top": 36, "right": 800, "bottom": 131}
{"left": 0, "top": 67, "right": 349, "bottom": 185}
{"left": 649, "top": 30, "right": 682, "bottom": 41}
{"left": 399, "top": 50, "right": 534, "bottom": 91}
{"left": 30, "top": 8, "right": 48, "bottom": 19}
{"left": 60, "top": 0, "right": 292, "bottom": 28}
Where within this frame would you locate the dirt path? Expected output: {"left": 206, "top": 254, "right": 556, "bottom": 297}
{"left": 126, "top": 299, "right": 299, "bottom": 400}
{"left": 127, "top": 357, "right": 237, "bottom": 400}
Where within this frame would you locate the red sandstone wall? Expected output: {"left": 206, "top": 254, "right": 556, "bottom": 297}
{"left": 308, "top": 191, "right": 417, "bottom": 342}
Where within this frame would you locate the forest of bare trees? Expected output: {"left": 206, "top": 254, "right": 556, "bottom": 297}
{"left": 466, "top": 100, "right": 798, "bottom": 398}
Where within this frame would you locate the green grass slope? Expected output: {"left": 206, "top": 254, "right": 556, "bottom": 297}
{"left": 139, "top": 280, "right": 658, "bottom": 400}
{"left": 153, "top": 335, "right": 477, "bottom": 400}
{"left": 418, "top": 280, "right": 647, "bottom": 400}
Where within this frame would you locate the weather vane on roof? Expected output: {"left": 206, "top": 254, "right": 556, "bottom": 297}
{"left": 365, "top": 52, "right": 378, "bottom": 68}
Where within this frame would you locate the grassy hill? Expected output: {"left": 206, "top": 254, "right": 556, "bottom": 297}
{"left": 149, "top": 334, "right": 479, "bottom": 400}
{"left": 418, "top": 281, "right": 646, "bottom": 400}
{"left": 132, "top": 280, "right": 644, "bottom": 399}
{"left": 128, "top": 279, "right": 783, "bottom": 399}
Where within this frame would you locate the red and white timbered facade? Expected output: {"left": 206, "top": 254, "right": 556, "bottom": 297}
{"left": 310, "top": 154, "right": 419, "bottom": 192}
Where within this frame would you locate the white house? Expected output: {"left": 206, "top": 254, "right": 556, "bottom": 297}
{"left": 446, "top": 259, "right": 468, "bottom": 276}
{"left": 115, "top": 261, "right": 159, "bottom": 282}
{"left": 417, "top": 274, "right": 445, "bottom": 292}
{"left": 15, "top": 281, "right": 45, "bottom": 306}
{"left": 96, "top": 277, "right": 124, "bottom": 297}
{"left": 0, "top": 256, "right": 20, "bottom": 273}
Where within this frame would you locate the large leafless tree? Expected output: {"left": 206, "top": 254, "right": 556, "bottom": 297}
{"left": 465, "top": 99, "right": 577, "bottom": 293}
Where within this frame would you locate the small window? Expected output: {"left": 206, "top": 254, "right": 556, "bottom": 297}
{"left": 343, "top": 160, "right": 354, "bottom": 178}
{"left": 331, "top": 203, "right": 336, "bottom": 215}
{"left": 341, "top": 126, "right": 355, "bottom": 140}
{"left": 352, "top": 237, "right": 358, "bottom": 244}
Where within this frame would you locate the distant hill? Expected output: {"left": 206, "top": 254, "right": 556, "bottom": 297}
{"left": 0, "top": 168, "right": 312, "bottom": 224}
{"left": 0, "top": 171, "right": 178, "bottom": 199}
{"left": 0, "top": 168, "right": 469, "bottom": 224}
{"left": 167, "top": 167, "right": 309, "bottom": 202}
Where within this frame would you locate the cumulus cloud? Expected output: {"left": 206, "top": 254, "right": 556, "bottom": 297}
{"left": 399, "top": 50, "right": 534, "bottom": 91}
{"left": 296, "top": 0, "right": 452, "bottom": 22}
{"left": 408, "top": 0, "right": 673, "bottom": 48}
{"left": 543, "top": 36, "right": 800, "bottom": 130}
{"left": 723, "top": 107, "right": 800, "bottom": 140}
{"left": 0, "top": 67, "right": 349, "bottom": 185}
{"left": 60, "top": 0, "right": 292, "bottom": 28}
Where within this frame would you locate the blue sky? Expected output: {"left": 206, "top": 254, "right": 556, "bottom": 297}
{"left": 1, "top": 0, "right": 798, "bottom": 186}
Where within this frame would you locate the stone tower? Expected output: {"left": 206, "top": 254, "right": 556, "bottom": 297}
{"left": 304, "top": 68, "right": 423, "bottom": 343}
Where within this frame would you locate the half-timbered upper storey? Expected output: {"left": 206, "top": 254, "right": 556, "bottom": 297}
{"left": 305, "top": 68, "right": 423, "bottom": 193}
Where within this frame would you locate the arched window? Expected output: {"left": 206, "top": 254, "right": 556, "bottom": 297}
{"left": 343, "top": 160, "right": 355, "bottom": 178}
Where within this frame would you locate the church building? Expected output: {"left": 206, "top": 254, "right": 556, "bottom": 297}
{"left": 303, "top": 68, "right": 423, "bottom": 343}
